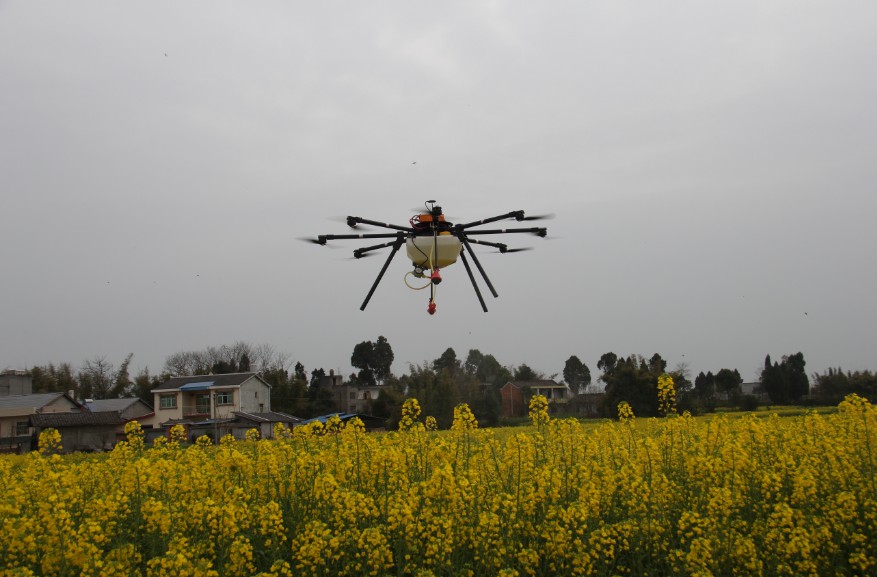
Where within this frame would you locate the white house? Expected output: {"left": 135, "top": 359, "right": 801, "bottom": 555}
{"left": 141, "top": 372, "right": 271, "bottom": 429}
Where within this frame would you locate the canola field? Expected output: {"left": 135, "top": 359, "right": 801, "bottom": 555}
{"left": 1, "top": 395, "right": 875, "bottom": 577}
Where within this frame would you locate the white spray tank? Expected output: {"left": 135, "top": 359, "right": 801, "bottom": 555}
{"left": 405, "top": 233, "right": 462, "bottom": 269}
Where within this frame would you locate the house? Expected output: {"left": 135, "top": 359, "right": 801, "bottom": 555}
{"left": 0, "top": 392, "right": 82, "bottom": 453}
{"left": 500, "top": 380, "right": 572, "bottom": 418}
{"left": 741, "top": 381, "right": 769, "bottom": 401}
{"left": 0, "top": 369, "right": 33, "bottom": 396}
{"left": 85, "top": 398, "right": 154, "bottom": 422}
{"left": 323, "top": 370, "right": 384, "bottom": 414}
{"left": 144, "top": 372, "right": 272, "bottom": 431}
{"left": 564, "top": 391, "right": 606, "bottom": 418}
{"left": 30, "top": 411, "right": 126, "bottom": 453}
{"left": 26, "top": 398, "right": 155, "bottom": 453}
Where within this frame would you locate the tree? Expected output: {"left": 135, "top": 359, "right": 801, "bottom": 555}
{"left": 163, "top": 341, "right": 290, "bottom": 376}
{"left": 433, "top": 348, "right": 460, "bottom": 375}
{"left": 599, "top": 353, "right": 664, "bottom": 418}
{"left": 761, "top": 355, "right": 787, "bottom": 404}
{"left": 372, "top": 336, "right": 394, "bottom": 382}
{"left": 597, "top": 352, "right": 618, "bottom": 376}
{"left": 350, "top": 336, "right": 395, "bottom": 386}
{"left": 813, "top": 368, "right": 877, "bottom": 402}
{"left": 760, "top": 352, "right": 810, "bottom": 404}
{"left": 671, "top": 362, "right": 693, "bottom": 397}
{"left": 307, "top": 368, "right": 334, "bottom": 416}
{"left": 694, "top": 371, "right": 716, "bottom": 399}
{"left": 294, "top": 362, "right": 307, "bottom": 382}
{"left": 259, "top": 366, "right": 289, "bottom": 411}
{"left": 714, "top": 368, "right": 743, "bottom": 400}
{"left": 29, "top": 363, "right": 77, "bottom": 394}
{"left": 785, "top": 353, "right": 809, "bottom": 401}
{"left": 109, "top": 353, "right": 134, "bottom": 398}
{"left": 563, "top": 355, "right": 592, "bottom": 394}
{"left": 401, "top": 363, "right": 456, "bottom": 428}
{"left": 464, "top": 349, "right": 484, "bottom": 377}
{"left": 648, "top": 353, "right": 667, "bottom": 374}
{"left": 463, "top": 349, "right": 511, "bottom": 385}
{"left": 239, "top": 353, "right": 251, "bottom": 372}
{"left": 351, "top": 341, "right": 376, "bottom": 386}
{"left": 513, "top": 363, "right": 541, "bottom": 381}
{"left": 309, "top": 368, "right": 326, "bottom": 390}
{"left": 371, "top": 387, "right": 405, "bottom": 429}
{"left": 78, "top": 356, "right": 114, "bottom": 400}
{"left": 164, "top": 350, "right": 211, "bottom": 376}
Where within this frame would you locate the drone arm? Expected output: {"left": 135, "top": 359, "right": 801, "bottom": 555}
{"left": 324, "top": 232, "right": 408, "bottom": 240}
{"left": 465, "top": 238, "right": 509, "bottom": 252}
{"left": 353, "top": 241, "right": 399, "bottom": 259}
{"left": 311, "top": 232, "right": 408, "bottom": 246}
{"left": 459, "top": 248, "right": 488, "bottom": 312}
{"left": 360, "top": 234, "right": 406, "bottom": 311}
{"left": 459, "top": 227, "right": 547, "bottom": 237}
{"left": 347, "top": 217, "right": 414, "bottom": 233}
{"left": 457, "top": 233, "right": 499, "bottom": 298}
{"left": 455, "top": 211, "right": 524, "bottom": 230}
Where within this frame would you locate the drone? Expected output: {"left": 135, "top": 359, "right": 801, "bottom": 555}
{"left": 304, "top": 200, "right": 550, "bottom": 315}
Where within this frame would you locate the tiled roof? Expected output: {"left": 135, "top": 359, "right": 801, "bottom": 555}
{"left": 85, "top": 398, "right": 146, "bottom": 412}
{"left": 31, "top": 411, "right": 124, "bottom": 428}
{"left": 152, "top": 373, "right": 264, "bottom": 391}
{"left": 506, "top": 380, "right": 566, "bottom": 389}
{"left": 0, "top": 393, "right": 73, "bottom": 411}
{"left": 234, "top": 411, "right": 302, "bottom": 424}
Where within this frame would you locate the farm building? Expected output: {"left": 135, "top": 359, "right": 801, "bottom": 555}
{"left": 30, "top": 411, "right": 126, "bottom": 453}
{"left": 500, "top": 380, "right": 572, "bottom": 418}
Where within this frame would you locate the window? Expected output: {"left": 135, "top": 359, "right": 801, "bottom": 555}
{"left": 160, "top": 394, "right": 177, "bottom": 409}
{"left": 16, "top": 421, "right": 29, "bottom": 436}
{"left": 196, "top": 394, "right": 210, "bottom": 414}
{"left": 215, "top": 391, "right": 232, "bottom": 405}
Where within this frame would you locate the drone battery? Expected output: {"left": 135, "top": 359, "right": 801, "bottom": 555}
{"left": 406, "top": 236, "right": 462, "bottom": 268}
{"left": 415, "top": 213, "right": 445, "bottom": 223}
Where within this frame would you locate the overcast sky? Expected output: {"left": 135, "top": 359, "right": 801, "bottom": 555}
{"left": 2, "top": 1, "right": 875, "bottom": 385}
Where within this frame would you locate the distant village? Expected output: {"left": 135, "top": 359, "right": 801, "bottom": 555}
{"left": 0, "top": 368, "right": 586, "bottom": 454}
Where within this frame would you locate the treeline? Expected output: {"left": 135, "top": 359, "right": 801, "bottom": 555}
{"left": 20, "top": 339, "right": 877, "bottom": 425}
{"left": 264, "top": 344, "right": 553, "bottom": 426}
{"left": 27, "top": 342, "right": 295, "bottom": 405}
{"left": 812, "top": 367, "right": 877, "bottom": 404}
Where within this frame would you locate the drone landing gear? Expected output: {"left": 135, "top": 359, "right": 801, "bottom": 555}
{"left": 459, "top": 249, "right": 488, "bottom": 312}
{"left": 359, "top": 234, "right": 406, "bottom": 311}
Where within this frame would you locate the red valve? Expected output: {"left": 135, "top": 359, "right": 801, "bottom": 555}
{"left": 427, "top": 301, "right": 437, "bottom": 315}
{"left": 430, "top": 268, "right": 442, "bottom": 285}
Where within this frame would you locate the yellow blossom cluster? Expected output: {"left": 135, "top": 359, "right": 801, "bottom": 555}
{"left": 657, "top": 373, "right": 677, "bottom": 416}
{"left": 1, "top": 394, "right": 875, "bottom": 576}
{"left": 528, "top": 394, "right": 550, "bottom": 428}
{"left": 398, "top": 398, "right": 423, "bottom": 432}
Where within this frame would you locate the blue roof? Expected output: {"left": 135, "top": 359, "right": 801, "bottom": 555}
{"left": 301, "top": 413, "right": 357, "bottom": 425}
{"left": 179, "top": 381, "right": 214, "bottom": 391}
